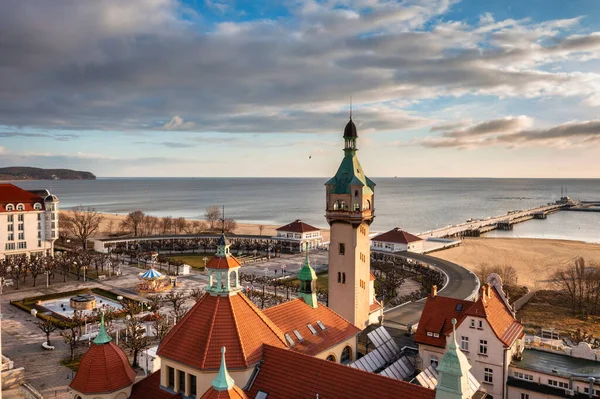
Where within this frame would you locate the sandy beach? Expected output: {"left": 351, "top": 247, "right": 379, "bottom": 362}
{"left": 60, "top": 210, "right": 331, "bottom": 241}
{"left": 433, "top": 237, "right": 600, "bottom": 288}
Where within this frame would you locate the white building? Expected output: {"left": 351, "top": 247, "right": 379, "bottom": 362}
{"left": 371, "top": 227, "right": 425, "bottom": 253}
{"left": 0, "top": 184, "right": 59, "bottom": 259}
{"left": 274, "top": 219, "right": 323, "bottom": 252}
{"left": 415, "top": 275, "right": 524, "bottom": 399}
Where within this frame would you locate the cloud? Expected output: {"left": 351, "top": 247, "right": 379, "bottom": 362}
{"left": 0, "top": 131, "right": 79, "bottom": 141}
{"left": 1, "top": 0, "right": 600, "bottom": 136}
{"left": 413, "top": 117, "right": 600, "bottom": 149}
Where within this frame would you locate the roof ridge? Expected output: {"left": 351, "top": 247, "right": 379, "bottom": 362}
{"left": 237, "top": 293, "right": 287, "bottom": 345}
{"left": 200, "top": 295, "right": 222, "bottom": 368}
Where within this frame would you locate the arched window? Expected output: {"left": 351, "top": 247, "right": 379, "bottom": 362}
{"left": 34, "top": 203, "right": 42, "bottom": 210}
{"left": 364, "top": 199, "right": 371, "bottom": 210}
{"left": 16, "top": 204, "right": 24, "bottom": 211}
{"left": 341, "top": 346, "right": 352, "bottom": 364}
{"left": 6, "top": 204, "right": 14, "bottom": 211}
{"left": 326, "top": 354, "right": 336, "bottom": 362}
{"left": 353, "top": 202, "right": 360, "bottom": 211}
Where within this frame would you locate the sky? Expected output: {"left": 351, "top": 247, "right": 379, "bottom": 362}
{"left": 2, "top": 0, "right": 600, "bottom": 178}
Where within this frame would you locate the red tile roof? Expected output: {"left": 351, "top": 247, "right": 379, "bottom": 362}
{"left": 276, "top": 219, "right": 320, "bottom": 233}
{"left": 370, "top": 272, "right": 376, "bottom": 281}
{"left": 415, "top": 286, "right": 523, "bottom": 349}
{"left": 130, "top": 371, "right": 182, "bottom": 399}
{"left": 69, "top": 342, "right": 136, "bottom": 394}
{"left": 465, "top": 285, "right": 523, "bottom": 347}
{"left": 200, "top": 386, "right": 248, "bottom": 399}
{"left": 247, "top": 345, "right": 436, "bottom": 399}
{"left": 206, "top": 255, "right": 242, "bottom": 270}
{"left": 372, "top": 227, "right": 423, "bottom": 244}
{"left": 369, "top": 301, "right": 383, "bottom": 313}
{"left": 157, "top": 293, "right": 287, "bottom": 370}
{"left": 0, "top": 184, "right": 45, "bottom": 212}
{"left": 264, "top": 299, "right": 360, "bottom": 356}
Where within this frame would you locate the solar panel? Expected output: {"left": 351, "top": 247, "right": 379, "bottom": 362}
{"left": 255, "top": 391, "right": 268, "bottom": 399}
{"left": 379, "top": 356, "right": 415, "bottom": 381}
{"left": 349, "top": 347, "right": 387, "bottom": 373}
{"left": 367, "top": 326, "right": 399, "bottom": 353}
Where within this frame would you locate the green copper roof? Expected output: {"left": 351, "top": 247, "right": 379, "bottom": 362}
{"left": 435, "top": 319, "right": 471, "bottom": 398}
{"left": 325, "top": 150, "right": 375, "bottom": 195}
{"left": 298, "top": 243, "right": 318, "bottom": 308}
{"left": 213, "top": 346, "right": 235, "bottom": 391}
{"left": 93, "top": 313, "right": 112, "bottom": 345}
{"left": 298, "top": 244, "right": 317, "bottom": 281}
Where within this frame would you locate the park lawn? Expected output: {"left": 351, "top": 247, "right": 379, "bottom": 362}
{"left": 285, "top": 272, "right": 329, "bottom": 291}
{"left": 168, "top": 254, "right": 214, "bottom": 270}
{"left": 517, "top": 290, "right": 600, "bottom": 337}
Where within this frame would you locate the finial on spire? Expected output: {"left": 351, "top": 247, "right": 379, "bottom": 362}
{"left": 449, "top": 318, "right": 458, "bottom": 349}
{"left": 213, "top": 346, "right": 235, "bottom": 391}
{"left": 93, "top": 312, "right": 112, "bottom": 345}
{"left": 222, "top": 205, "right": 225, "bottom": 234}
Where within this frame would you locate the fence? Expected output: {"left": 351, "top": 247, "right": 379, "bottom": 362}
{"left": 512, "top": 289, "right": 536, "bottom": 312}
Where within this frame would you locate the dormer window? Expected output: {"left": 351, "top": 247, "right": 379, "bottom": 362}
{"left": 16, "top": 204, "right": 24, "bottom": 211}
{"left": 6, "top": 204, "right": 14, "bottom": 211}
{"left": 33, "top": 203, "right": 42, "bottom": 210}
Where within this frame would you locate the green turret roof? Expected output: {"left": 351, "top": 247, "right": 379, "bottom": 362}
{"left": 326, "top": 151, "right": 375, "bottom": 195}
{"left": 435, "top": 318, "right": 471, "bottom": 399}
{"left": 298, "top": 245, "right": 317, "bottom": 281}
{"left": 213, "top": 346, "right": 235, "bottom": 390}
{"left": 93, "top": 313, "right": 112, "bottom": 345}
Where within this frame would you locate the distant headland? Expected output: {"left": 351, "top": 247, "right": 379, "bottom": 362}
{"left": 0, "top": 167, "right": 96, "bottom": 180}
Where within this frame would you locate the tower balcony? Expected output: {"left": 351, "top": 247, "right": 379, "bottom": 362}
{"left": 325, "top": 209, "right": 375, "bottom": 225}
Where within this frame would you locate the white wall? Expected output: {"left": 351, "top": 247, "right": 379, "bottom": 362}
{"left": 0, "top": 202, "right": 57, "bottom": 260}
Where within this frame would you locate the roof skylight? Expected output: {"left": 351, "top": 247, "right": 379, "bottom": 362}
{"left": 316, "top": 320, "right": 326, "bottom": 330}
{"left": 293, "top": 329, "right": 304, "bottom": 342}
{"left": 284, "top": 333, "right": 295, "bottom": 346}
{"left": 307, "top": 324, "right": 317, "bottom": 335}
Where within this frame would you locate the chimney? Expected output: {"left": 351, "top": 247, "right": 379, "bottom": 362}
{"left": 431, "top": 285, "right": 437, "bottom": 298}
{"left": 480, "top": 285, "right": 486, "bottom": 303}
{"left": 485, "top": 283, "right": 491, "bottom": 298}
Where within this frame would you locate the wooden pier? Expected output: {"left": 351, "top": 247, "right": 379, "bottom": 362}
{"left": 419, "top": 203, "right": 565, "bottom": 239}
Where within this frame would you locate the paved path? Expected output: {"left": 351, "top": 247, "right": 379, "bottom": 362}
{"left": 383, "top": 252, "right": 479, "bottom": 328}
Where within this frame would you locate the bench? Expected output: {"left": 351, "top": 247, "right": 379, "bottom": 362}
{"left": 42, "top": 342, "right": 55, "bottom": 350}
{"left": 98, "top": 275, "right": 106, "bottom": 280}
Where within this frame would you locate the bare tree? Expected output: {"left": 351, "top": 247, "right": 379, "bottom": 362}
{"left": 188, "top": 287, "right": 205, "bottom": 302}
{"left": 61, "top": 206, "right": 104, "bottom": 249}
{"left": 174, "top": 217, "right": 187, "bottom": 235}
{"left": 153, "top": 316, "right": 172, "bottom": 343}
{"left": 258, "top": 225, "right": 265, "bottom": 236}
{"left": 222, "top": 218, "right": 237, "bottom": 234}
{"left": 123, "top": 316, "right": 150, "bottom": 368}
{"left": 165, "top": 291, "right": 187, "bottom": 322}
{"left": 553, "top": 257, "right": 600, "bottom": 317}
{"left": 159, "top": 216, "right": 173, "bottom": 235}
{"left": 120, "top": 210, "right": 145, "bottom": 237}
{"left": 28, "top": 255, "right": 45, "bottom": 287}
{"left": 61, "top": 311, "right": 83, "bottom": 361}
{"left": 205, "top": 205, "right": 221, "bottom": 230}
{"left": 37, "top": 318, "right": 57, "bottom": 346}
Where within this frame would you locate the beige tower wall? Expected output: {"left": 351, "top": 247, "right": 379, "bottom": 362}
{"left": 328, "top": 220, "right": 372, "bottom": 329}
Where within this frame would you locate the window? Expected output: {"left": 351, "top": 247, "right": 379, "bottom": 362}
{"left": 479, "top": 340, "right": 488, "bottom": 355}
{"left": 514, "top": 372, "right": 534, "bottom": 381}
{"left": 16, "top": 204, "right": 24, "bottom": 211}
{"left": 326, "top": 355, "right": 336, "bottom": 362}
{"left": 37, "top": 222, "right": 41, "bottom": 230}
{"left": 178, "top": 370, "right": 185, "bottom": 393}
{"left": 484, "top": 368, "right": 493, "bottom": 384}
{"left": 18, "top": 214, "right": 24, "bottom": 222}
{"left": 52, "top": 231, "right": 56, "bottom": 238}
{"left": 547, "top": 379, "right": 568, "bottom": 389}
{"left": 18, "top": 232, "right": 24, "bottom": 240}
{"left": 316, "top": 320, "right": 326, "bottom": 330}
{"left": 37, "top": 231, "right": 41, "bottom": 239}
{"left": 430, "top": 355, "right": 439, "bottom": 368}
{"left": 293, "top": 329, "right": 304, "bottom": 342}
{"left": 584, "top": 387, "right": 595, "bottom": 395}
{"left": 18, "top": 242, "right": 27, "bottom": 249}
{"left": 8, "top": 233, "right": 13, "bottom": 241}
{"left": 478, "top": 320, "right": 484, "bottom": 329}
{"left": 284, "top": 333, "right": 295, "bottom": 346}
{"left": 34, "top": 203, "right": 42, "bottom": 210}
{"left": 342, "top": 272, "right": 346, "bottom": 284}
{"left": 520, "top": 394, "right": 529, "bottom": 399}
{"left": 7, "top": 215, "right": 13, "bottom": 223}
{"left": 5, "top": 243, "right": 15, "bottom": 251}
{"left": 455, "top": 304, "right": 463, "bottom": 311}
{"left": 7, "top": 224, "right": 13, "bottom": 232}
{"left": 18, "top": 224, "right": 24, "bottom": 231}
{"left": 167, "top": 367, "right": 175, "bottom": 390}
{"left": 38, "top": 240, "right": 42, "bottom": 248}
{"left": 470, "top": 319, "right": 475, "bottom": 328}
{"left": 256, "top": 391, "right": 269, "bottom": 399}
{"left": 339, "top": 243, "right": 345, "bottom": 255}
{"left": 37, "top": 214, "right": 41, "bottom": 221}
{"left": 51, "top": 222, "right": 56, "bottom": 229}
{"left": 6, "top": 204, "right": 14, "bottom": 211}
{"left": 337, "top": 272, "right": 341, "bottom": 283}
{"left": 307, "top": 324, "right": 317, "bottom": 335}
{"left": 189, "top": 374, "right": 197, "bottom": 398}
{"left": 461, "top": 336, "right": 469, "bottom": 351}
{"left": 341, "top": 346, "right": 352, "bottom": 364}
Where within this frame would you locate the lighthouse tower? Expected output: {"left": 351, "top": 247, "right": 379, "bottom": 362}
{"left": 325, "top": 116, "right": 375, "bottom": 328}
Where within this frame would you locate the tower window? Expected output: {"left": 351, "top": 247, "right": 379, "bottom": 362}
{"left": 342, "top": 272, "right": 346, "bottom": 284}
{"left": 354, "top": 190, "right": 359, "bottom": 197}
{"left": 339, "top": 243, "right": 345, "bottom": 255}
{"left": 337, "top": 272, "right": 341, "bottom": 283}
{"left": 167, "top": 367, "right": 175, "bottom": 390}
{"left": 341, "top": 346, "right": 352, "bottom": 364}
{"left": 178, "top": 370, "right": 186, "bottom": 393}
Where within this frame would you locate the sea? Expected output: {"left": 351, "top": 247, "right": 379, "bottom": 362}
{"left": 10, "top": 178, "right": 600, "bottom": 243}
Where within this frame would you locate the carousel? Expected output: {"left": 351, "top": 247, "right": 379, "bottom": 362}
{"left": 138, "top": 268, "right": 172, "bottom": 293}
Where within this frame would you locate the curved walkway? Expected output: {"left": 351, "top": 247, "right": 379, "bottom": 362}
{"left": 383, "top": 251, "right": 480, "bottom": 328}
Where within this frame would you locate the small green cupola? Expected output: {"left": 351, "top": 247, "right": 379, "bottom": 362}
{"left": 93, "top": 313, "right": 112, "bottom": 345}
{"left": 298, "top": 243, "right": 318, "bottom": 308}
{"left": 435, "top": 318, "right": 472, "bottom": 399}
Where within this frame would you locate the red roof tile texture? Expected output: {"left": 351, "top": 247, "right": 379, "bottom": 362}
{"left": 200, "top": 386, "right": 248, "bottom": 399}
{"left": 69, "top": 342, "right": 136, "bottom": 394}
{"left": 264, "top": 299, "right": 360, "bottom": 356}
{"left": 369, "top": 301, "right": 383, "bottom": 313}
{"left": 0, "top": 184, "right": 45, "bottom": 212}
{"left": 276, "top": 219, "right": 320, "bottom": 233}
{"left": 415, "top": 285, "right": 523, "bottom": 349}
{"left": 206, "top": 255, "right": 242, "bottom": 270}
{"left": 372, "top": 227, "right": 423, "bottom": 244}
{"left": 130, "top": 371, "right": 182, "bottom": 399}
{"left": 157, "top": 293, "right": 287, "bottom": 370}
{"left": 247, "top": 345, "right": 436, "bottom": 399}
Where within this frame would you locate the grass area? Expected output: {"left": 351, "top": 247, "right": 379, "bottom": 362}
{"left": 517, "top": 290, "right": 600, "bottom": 337}
{"left": 167, "top": 254, "right": 215, "bottom": 270}
{"left": 285, "top": 272, "right": 329, "bottom": 291}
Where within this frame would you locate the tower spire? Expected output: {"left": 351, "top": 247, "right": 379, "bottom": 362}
{"left": 298, "top": 242, "right": 318, "bottom": 308}
{"left": 93, "top": 313, "right": 112, "bottom": 345}
{"left": 350, "top": 96, "right": 352, "bottom": 119}
{"left": 213, "top": 346, "right": 235, "bottom": 390}
{"left": 435, "top": 318, "right": 472, "bottom": 399}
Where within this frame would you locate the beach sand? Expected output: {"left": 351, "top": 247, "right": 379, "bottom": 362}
{"left": 60, "top": 210, "right": 331, "bottom": 241}
{"left": 433, "top": 237, "right": 600, "bottom": 288}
